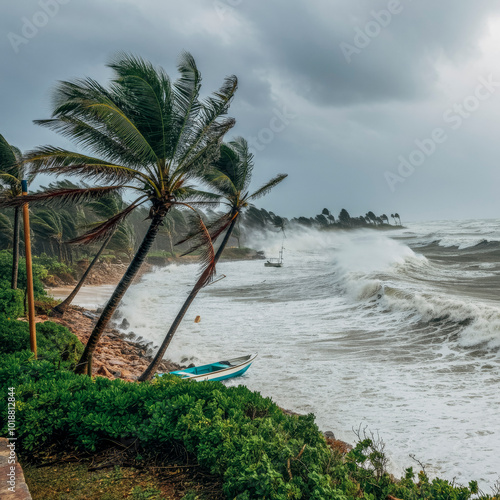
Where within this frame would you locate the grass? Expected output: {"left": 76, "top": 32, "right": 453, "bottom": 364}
{"left": 22, "top": 446, "right": 224, "bottom": 500}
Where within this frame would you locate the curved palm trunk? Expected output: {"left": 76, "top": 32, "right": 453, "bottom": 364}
{"left": 139, "top": 215, "right": 238, "bottom": 381}
{"left": 11, "top": 207, "right": 20, "bottom": 289}
{"left": 74, "top": 213, "right": 165, "bottom": 375}
{"left": 53, "top": 232, "right": 114, "bottom": 315}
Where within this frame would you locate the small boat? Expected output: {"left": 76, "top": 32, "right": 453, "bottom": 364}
{"left": 264, "top": 258, "right": 283, "bottom": 268}
{"left": 264, "top": 246, "right": 284, "bottom": 267}
{"left": 166, "top": 354, "right": 257, "bottom": 382}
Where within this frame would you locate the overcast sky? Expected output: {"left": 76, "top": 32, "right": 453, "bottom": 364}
{"left": 2, "top": 0, "right": 500, "bottom": 221}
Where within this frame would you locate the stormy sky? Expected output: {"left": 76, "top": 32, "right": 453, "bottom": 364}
{"left": 2, "top": 0, "right": 500, "bottom": 221}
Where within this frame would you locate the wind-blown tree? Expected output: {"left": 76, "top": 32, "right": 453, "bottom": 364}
{"left": 0, "top": 134, "right": 27, "bottom": 289}
{"left": 366, "top": 211, "right": 377, "bottom": 225}
{"left": 31, "top": 208, "right": 71, "bottom": 261}
{"left": 139, "top": 137, "right": 287, "bottom": 381}
{"left": 0, "top": 213, "right": 13, "bottom": 249}
{"left": 158, "top": 207, "right": 188, "bottom": 256}
{"left": 272, "top": 215, "right": 287, "bottom": 236}
{"left": 53, "top": 191, "right": 132, "bottom": 314}
{"left": 394, "top": 213, "right": 402, "bottom": 225}
{"left": 380, "top": 214, "right": 389, "bottom": 225}
{"left": 338, "top": 208, "right": 351, "bottom": 227}
{"left": 3, "top": 52, "right": 237, "bottom": 374}
{"left": 315, "top": 213, "right": 328, "bottom": 226}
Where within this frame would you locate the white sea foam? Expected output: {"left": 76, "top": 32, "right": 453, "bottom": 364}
{"left": 64, "top": 220, "right": 500, "bottom": 489}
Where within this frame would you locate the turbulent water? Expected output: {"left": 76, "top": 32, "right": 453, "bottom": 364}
{"left": 65, "top": 219, "right": 500, "bottom": 489}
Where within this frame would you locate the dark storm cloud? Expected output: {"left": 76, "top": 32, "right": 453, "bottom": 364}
{"left": 1, "top": 0, "right": 500, "bottom": 220}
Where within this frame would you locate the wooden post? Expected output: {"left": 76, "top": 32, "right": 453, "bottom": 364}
{"left": 22, "top": 180, "right": 37, "bottom": 359}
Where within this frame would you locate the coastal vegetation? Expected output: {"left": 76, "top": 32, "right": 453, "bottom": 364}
{"left": 0, "top": 336, "right": 494, "bottom": 499}
{"left": 1, "top": 51, "right": 483, "bottom": 499}
{"left": 3, "top": 52, "right": 239, "bottom": 375}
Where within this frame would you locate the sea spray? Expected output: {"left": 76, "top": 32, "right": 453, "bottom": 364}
{"left": 64, "top": 220, "right": 500, "bottom": 487}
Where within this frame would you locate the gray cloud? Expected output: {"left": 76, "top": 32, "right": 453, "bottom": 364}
{"left": 1, "top": 0, "right": 500, "bottom": 220}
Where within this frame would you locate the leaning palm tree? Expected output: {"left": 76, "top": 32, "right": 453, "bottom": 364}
{"left": 139, "top": 137, "right": 287, "bottom": 381}
{"left": 53, "top": 191, "right": 131, "bottom": 314}
{"left": 0, "top": 134, "right": 27, "bottom": 289}
{"left": 3, "top": 52, "right": 237, "bottom": 374}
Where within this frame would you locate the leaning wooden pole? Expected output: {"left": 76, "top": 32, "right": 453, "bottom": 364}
{"left": 22, "top": 180, "right": 37, "bottom": 359}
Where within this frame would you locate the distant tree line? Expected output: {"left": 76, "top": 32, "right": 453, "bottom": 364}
{"left": 239, "top": 206, "right": 403, "bottom": 238}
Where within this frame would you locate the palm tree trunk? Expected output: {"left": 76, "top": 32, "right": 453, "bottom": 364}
{"left": 11, "top": 207, "right": 20, "bottom": 289}
{"left": 169, "top": 234, "right": 175, "bottom": 257}
{"left": 54, "top": 232, "right": 114, "bottom": 315}
{"left": 139, "top": 215, "right": 238, "bottom": 381}
{"left": 74, "top": 213, "right": 165, "bottom": 375}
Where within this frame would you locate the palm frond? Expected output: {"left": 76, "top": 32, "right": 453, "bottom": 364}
{"left": 108, "top": 53, "right": 174, "bottom": 161}
{"left": 34, "top": 117, "right": 152, "bottom": 169}
{"left": 0, "top": 185, "right": 125, "bottom": 209}
{"left": 25, "top": 146, "right": 148, "bottom": 185}
{"left": 0, "top": 134, "right": 18, "bottom": 175}
{"left": 168, "top": 51, "right": 203, "bottom": 170}
{"left": 186, "top": 210, "right": 216, "bottom": 289}
{"left": 68, "top": 200, "right": 141, "bottom": 245}
{"left": 43, "top": 77, "right": 159, "bottom": 168}
{"left": 177, "top": 211, "right": 234, "bottom": 256}
{"left": 248, "top": 173, "right": 288, "bottom": 201}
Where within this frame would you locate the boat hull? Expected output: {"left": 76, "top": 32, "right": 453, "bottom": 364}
{"left": 165, "top": 354, "right": 257, "bottom": 382}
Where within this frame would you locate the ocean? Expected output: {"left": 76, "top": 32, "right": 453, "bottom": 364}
{"left": 62, "top": 219, "right": 500, "bottom": 490}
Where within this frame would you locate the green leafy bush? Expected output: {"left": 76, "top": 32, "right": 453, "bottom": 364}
{"left": 0, "top": 353, "right": 489, "bottom": 500}
{"left": 0, "top": 250, "right": 47, "bottom": 298}
{"left": 33, "top": 253, "right": 77, "bottom": 281}
{"left": 0, "top": 284, "right": 24, "bottom": 318}
{"left": 0, "top": 316, "right": 83, "bottom": 363}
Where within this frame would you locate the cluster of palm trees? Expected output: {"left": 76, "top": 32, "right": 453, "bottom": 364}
{"left": 282, "top": 208, "right": 403, "bottom": 229}
{"left": 0, "top": 52, "right": 287, "bottom": 380}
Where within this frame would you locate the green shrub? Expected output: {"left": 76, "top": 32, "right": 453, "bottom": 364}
{"left": 33, "top": 254, "right": 76, "bottom": 280}
{"left": 0, "top": 250, "right": 47, "bottom": 298}
{"left": 0, "top": 284, "right": 24, "bottom": 318}
{"left": 0, "top": 316, "right": 83, "bottom": 363}
{"left": 0, "top": 353, "right": 490, "bottom": 500}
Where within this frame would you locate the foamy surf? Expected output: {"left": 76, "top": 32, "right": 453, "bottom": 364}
{"left": 66, "top": 219, "right": 500, "bottom": 489}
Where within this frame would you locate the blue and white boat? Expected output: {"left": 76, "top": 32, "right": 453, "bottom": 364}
{"left": 166, "top": 354, "right": 257, "bottom": 382}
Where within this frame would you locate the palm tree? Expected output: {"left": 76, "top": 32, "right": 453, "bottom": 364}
{"left": 0, "top": 134, "right": 27, "bottom": 289}
{"left": 31, "top": 208, "right": 68, "bottom": 261}
{"left": 3, "top": 52, "right": 237, "bottom": 374}
{"left": 394, "top": 213, "right": 402, "bottom": 226}
{"left": 139, "top": 137, "right": 287, "bottom": 381}
{"left": 366, "top": 211, "right": 377, "bottom": 225}
{"left": 338, "top": 208, "right": 351, "bottom": 227}
{"left": 53, "top": 191, "right": 130, "bottom": 314}
{"left": 0, "top": 213, "right": 13, "bottom": 249}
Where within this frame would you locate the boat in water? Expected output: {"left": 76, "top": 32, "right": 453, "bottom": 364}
{"left": 165, "top": 354, "right": 257, "bottom": 382}
{"left": 265, "top": 246, "right": 284, "bottom": 267}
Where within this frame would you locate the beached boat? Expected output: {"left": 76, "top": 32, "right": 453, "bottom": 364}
{"left": 166, "top": 354, "right": 257, "bottom": 382}
{"left": 264, "top": 246, "right": 284, "bottom": 267}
